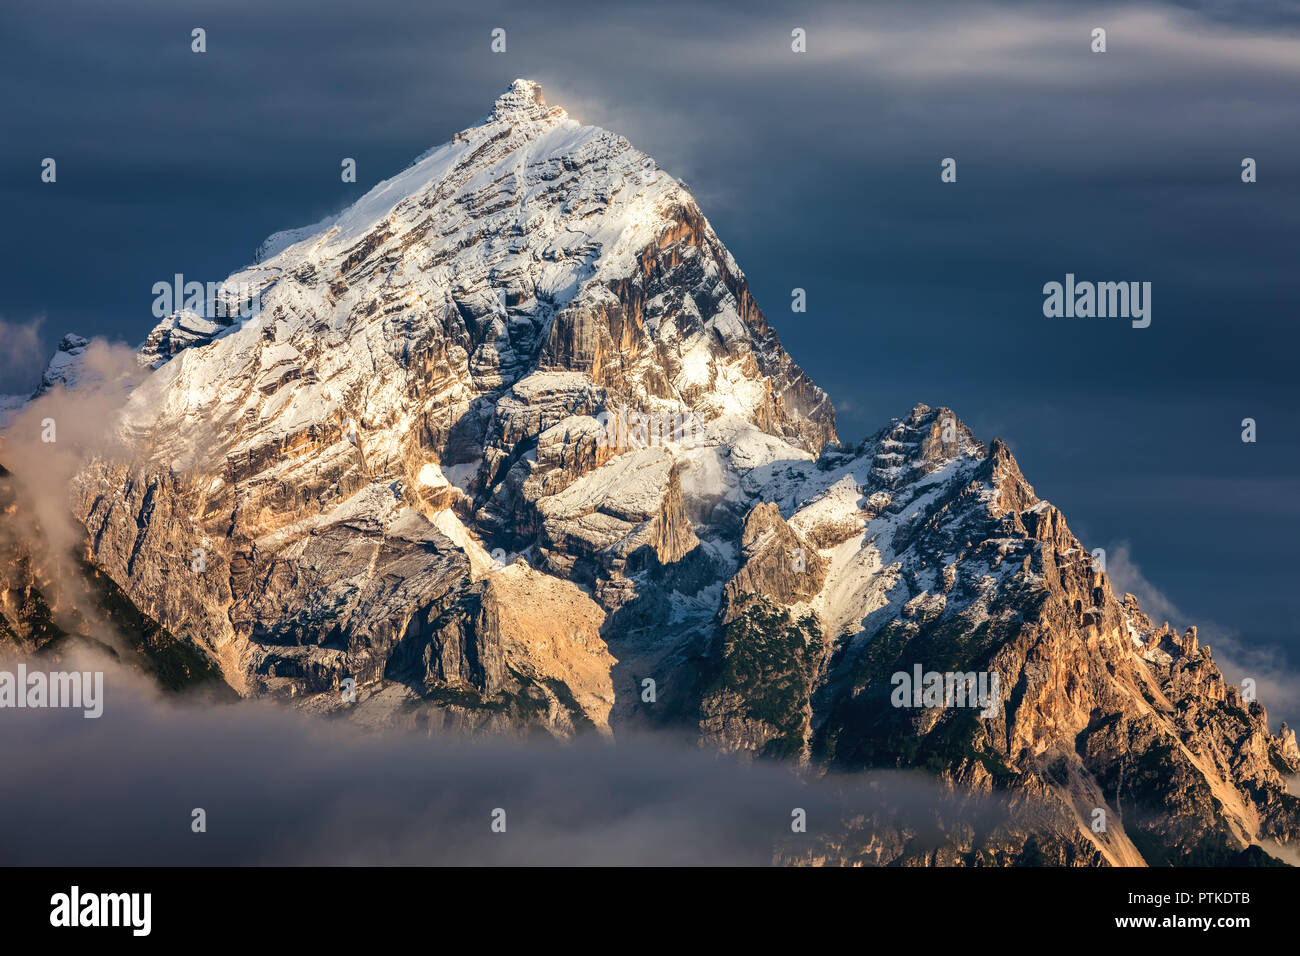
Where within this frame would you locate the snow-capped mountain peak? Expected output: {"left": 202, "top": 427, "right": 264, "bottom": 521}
{"left": 15, "top": 80, "right": 1289, "bottom": 867}
{"left": 125, "top": 80, "right": 833, "bottom": 496}
{"left": 487, "top": 77, "right": 553, "bottom": 120}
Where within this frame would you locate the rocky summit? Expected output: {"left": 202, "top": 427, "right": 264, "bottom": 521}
{"left": 3, "top": 80, "right": 1297, "bottom": 866}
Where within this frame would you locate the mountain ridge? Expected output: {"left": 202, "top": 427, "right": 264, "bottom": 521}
{"left": 2, "top": 79, "right": 1296, "bottom": 866}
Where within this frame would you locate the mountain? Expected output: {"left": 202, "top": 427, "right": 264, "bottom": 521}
{"left": 4, "top": 80, "right": 1297, "bottom": 865}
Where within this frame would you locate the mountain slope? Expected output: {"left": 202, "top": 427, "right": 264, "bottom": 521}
{"left": 716, "top": 403, "right": 1300, "bottom": 864}
{"left": 69, "top": 79, "right": 833, "bottom": 731}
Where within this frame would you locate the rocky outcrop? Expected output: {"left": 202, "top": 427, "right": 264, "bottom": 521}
{"left": 32, "top": 334, "right": 91, "bottom": 396}
{"left": 696, "top": 503, "right": 829, "bottom": 761}
{"left": 718, "top": 404, "right": 1300, "bottom": 865}
{"left": 536, "top": 448, "right": 698, "bottom": 585}
{"left": 723, "top": 501, "right": 827, "bottom": 616}
{"left": 0, "top": 464, "right": 232, "bottom": 693}
{"left": 138, "top": 312, "right": 235, "bottom": 368}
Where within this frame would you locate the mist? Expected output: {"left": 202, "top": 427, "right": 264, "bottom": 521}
{"left": 0, "top": 646, "right": 1012, "bottom": 866}
{"left": 0, "top": 337, "right": 145, "bottom": 650}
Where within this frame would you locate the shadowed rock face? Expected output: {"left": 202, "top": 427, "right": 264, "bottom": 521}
{"left": 0, "top": 466, "right": 233, "bottom": 695}
{"left": 5, "top": 82, "right": 1297, "bottom": 865}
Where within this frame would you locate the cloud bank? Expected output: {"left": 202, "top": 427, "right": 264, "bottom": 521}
{"left": 0, "top": 647, "right": 1007, "bottom": 866}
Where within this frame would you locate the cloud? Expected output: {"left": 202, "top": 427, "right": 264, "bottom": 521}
{"left": 578, "top": 3, "right": 1300, "bottom": 91}
{"left": 1106, "top": 541, "right": 1183, "bottom": 625}
{"left": 0, "top": 646, "right": 1007, "bottom": 865}
{"left": 0, "top": 315, "right": 45, "bottom": 395}
{"left": 1107, "top": 540, "right": 1300, "bottom": 728}
{"left": 0, "top": 337, "right": 146, "bottom": 642}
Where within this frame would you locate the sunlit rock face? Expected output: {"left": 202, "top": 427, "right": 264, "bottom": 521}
{"left": 58, "top": 79, "right": 832, "bottom": 736}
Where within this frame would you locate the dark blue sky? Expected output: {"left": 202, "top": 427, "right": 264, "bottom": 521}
{"left": 2, "top": 0, "right": 1298, "bottom": 705}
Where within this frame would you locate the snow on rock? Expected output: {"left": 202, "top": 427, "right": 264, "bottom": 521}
{"left": 73, "top": 79, "right": 831, "bottom": 728}
{"left": 33, "top": 333, "right": 91, "bottom": 395}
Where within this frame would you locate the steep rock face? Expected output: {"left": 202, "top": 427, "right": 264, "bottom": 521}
{"left": 697, "top": 503, "right": 829, "bottom": 760}
{"left": 536, "top": 448, "right": 698, "bottom": 589}
{"left": 290, "top": 558, "right": 615, "bottom": 737}
{"left": 0, "top": 464, "right": 232, "bottom": 693}
{"left": 475, "top": 564, "right": 615, "bottom": 732}
{"left": 0, "top": 469, "right": 67, "bottom": 653}
{"left": 713, "top": 404, "right": 1300, "bottom": 865}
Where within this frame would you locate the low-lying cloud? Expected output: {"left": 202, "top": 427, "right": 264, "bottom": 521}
{"left": 0, "top": 316, "right": 46, "bottom": 396}
{"left": 0, "top": 647, "right": 1007, "bottom": 866}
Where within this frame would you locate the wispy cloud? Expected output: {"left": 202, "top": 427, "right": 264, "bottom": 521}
{"left": 1108, "top": 540, "right": 1300, "bottom": 729}
{"left": 0, "top": 315, "right": 45, "bottom": 395}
